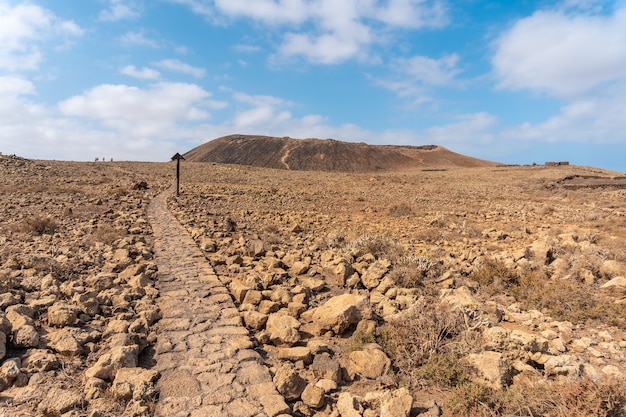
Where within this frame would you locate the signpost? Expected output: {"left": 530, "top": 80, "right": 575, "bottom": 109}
{"left": 171, "top": 152, "right": 185, "bottom": 196}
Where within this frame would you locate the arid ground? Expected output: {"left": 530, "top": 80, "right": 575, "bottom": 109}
{"left": 2, "top": 152, "right": 626, "bottom": 416}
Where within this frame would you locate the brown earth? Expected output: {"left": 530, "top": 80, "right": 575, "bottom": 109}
{"left": 183, "top": 134, "right": 497, "bottom": 172}
{"left": 2, "top": 151, "right": 626, "bottom": 416}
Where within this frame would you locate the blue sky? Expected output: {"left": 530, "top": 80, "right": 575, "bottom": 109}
{"left": 1, "top": 0, "right": 626, "bottom": 171}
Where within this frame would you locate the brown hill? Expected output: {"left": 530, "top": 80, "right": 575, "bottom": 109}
{"left": 183, "top": 134, "right": 497, "bottom": 172}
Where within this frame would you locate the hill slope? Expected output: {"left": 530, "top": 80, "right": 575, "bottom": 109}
{"left": 183, "top": 134, "right": 497, "bottom": 172}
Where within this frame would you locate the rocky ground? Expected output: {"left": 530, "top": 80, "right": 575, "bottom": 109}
{"left": 2, "top": 155, "right": 626, "bottom": 416}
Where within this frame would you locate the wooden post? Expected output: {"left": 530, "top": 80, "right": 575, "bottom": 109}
{"left": 171, "top": 152, "right": 185, "bottom": 196}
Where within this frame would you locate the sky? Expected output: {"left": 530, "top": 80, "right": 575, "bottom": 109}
{"left": 1, "top": 0, "right": 626, "bottom": 171}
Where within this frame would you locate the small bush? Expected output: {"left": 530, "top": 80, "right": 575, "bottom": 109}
{"left": 380, "top": 299, "right": 483, "bottom": 389}
{"left": 23, "top": 215, "right": 58, "bottom": 235}
{"left": 344, "top": 234, "right": 402, "bottom": 259}
{"left": 345, "top": 330, "right": 376, "bottom": 353}
{"left": 390, "top": 254, "right": 441, "bottom": 288}
{"left": 388, "top": 203, "right": 414, "bottom": 217}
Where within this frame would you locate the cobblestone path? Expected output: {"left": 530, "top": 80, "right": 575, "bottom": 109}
{"left": 147, "top": 189, "right": 290, "bottom": 417}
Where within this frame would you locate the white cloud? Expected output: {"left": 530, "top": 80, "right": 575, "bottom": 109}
{"left": 99, "top": 0, "right": 141, "bottom": 21}
{"left": 400, "top": 54, "right": 461, "bottom": 86}
{"left": 169, "top": 0, "right": 448, "bottom": 64}
{"left": 492, "top": 6, "right": 626, "bottom": 98}
{"left": 0, "top": 75, "right": 35, "bottom": 96}
{"left": 505, "top": 93, "right": 626, "bottom": 145}
{"left": 59, "top": 82, "right": 212, "bottom": 122}
{"left": 119, "top": 30, "right": 160, "bottom": 48}
{"left": 154, "top": 59, "right": 206, "bottom": 78}
{"left": 0, "top": 2, "right": 83, "bottom": 71}
{"left": 121, "top": 65, "right": 161, "bottom": 80}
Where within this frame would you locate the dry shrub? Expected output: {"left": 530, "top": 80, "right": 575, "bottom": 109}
{"left": 23, "top": 215, "right": 58, "bottom": 235}
{"left": 444, "top": 376, "right": 626, "bottom": 417}
{"left": 390, "top": 254, "right": 441, "bottom": 288}
{"left": 380, "top": 299, "right": 483, "bottom": 389}
{"left": 344, "top": 234, "right": 402, "bottom": 259}
{"left": 89, "top": 224, "right": 127, "bottom": 245}
{"left": 470, "top": 258, "right": 626, "bottom": 327}
{"left": 388, "top": 203, "right": 414, "bottom": 217}
{"left": 469, "top": 259, "right": 518, "bottom": 296}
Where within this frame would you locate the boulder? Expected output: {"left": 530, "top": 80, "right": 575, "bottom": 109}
{"left": 273, "top": 363, "right": 306, "bottom": 401}
{"left": 601, "top": 276, "right": 626, "bottom": 298}
{"left": 379, "top": 387, "right": 414, "bottom": 417}
{"left": 266, "top": 313, "right": 301, "bottom": 346}
{"left": 242, "top": 311, "right": 269, "bottom": 330}
{"left": 0, "top": 358, "right": 22, "bottom": 390}
{"left": 466, "top": 351, "right": 512, "bottom": 389}
{"left": 85, "top": 345, "right": 139, "bottom": 381}
{"left": 324, "top": 261, "right": 355, "bottom": 287}
{"left": 111, "top": 367, "right": 159, "bottom": 401}
{"left": 336, "top": 392, "right": 364, "bottom": 417}
{"left": 48, "top": 328, "right": 85, "bottom": 356}
{"left": 361, "top": 259, "right": 391, "bottom": 289}
{"left": 348, "top": 345, "right": 391, "bottom": 379}
{"left": 311, "top": 353, "right": 342, "bottom": 383}
{"left": 0, "top": 331, "right": 5, "bottom": 360}
{"left": 37, "top": 387, "right": 83, "bottom": 416}
{"left": 277, "top": 346, "right": 313, "bottom": 365}
{"left": 22, "top": 349, "right": 60, "bottom": 372}
{"left": 301, "top": 383, "right": 325, "bottom": 408}
{"left": 48, "top": 302, "right": 78, "bottom": 327}
{"left": 310, "top": 293, "right": 368, "bottom": 335}
{"left": 13, "top": 325, "right": 40, "bottom": 348}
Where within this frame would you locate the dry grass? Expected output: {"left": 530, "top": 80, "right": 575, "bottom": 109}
{"left": 470, "top": 258, "right": 626, "bottom": 327}
{"left": 444, "top": 376, "right": 626, "bottom": 417}
{"left": 22, "top": 215, "right": 58, "bottom": 235}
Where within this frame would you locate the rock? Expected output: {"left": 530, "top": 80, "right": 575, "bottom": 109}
{"left": 48, "top": 302, "right": 78, "bottom": 327}
{"left": 37, "top": 387, "right": 83, "bottom": 416}
{"left": 13, "top": 324, "right": 40, "bottom": 348}
{"left": 111, "top": 367, "right": 159, "bottom": 401}
{"left": 273, "top": 363, "right": 307, "bottom": 401}
{"left": 278, "top": 346, "right": 313, "bottom": 365}
{"left": 85, "top": 345, "right": 139, "bottom": 381}
{"left": 325, "top": 261, "right": 355, "bottom": 287}
{"left": 600, "top": 260, "right": 625, "bottom": 279}
{"left": 440, "top": 286, "right": 478, "bottom": 309}
{"left": 200, "top": 237, "right": 217, "bottom": 252}
{"left": 311, "top": 353, "right": 342, "bottom": 383}
{"left": 315, "top": 378, "right": 338, "bottom": 393}
{"left": 301, "top": 383, "right": 325, "bottom": 408}
{"left": 543, "top": 355, "right": 581, "bottom": 377}
{"left": 379, "top": 387, "right": 413, "bottom": 417}
{"left": 601, "top": 276, "right": 626, "bottom": 298}
{"left": 361, "top": 259, "right": 391, "bottom": 289}
{"left": 48, "top": 328, "right": 85, "bottom": 356}
{"left": 84, "top": 377, "right": 107, "bottom": 400}
{"left": 22, "top": 349, "right": 60, "bottom": 372}
{"left": 243, "top": 289, "right": 263, "bottom": 306}
{"left": 291, "top": 259, "right": 311, "bottom": 276}
{"left": 0, "top": 358, "right": 22, "bottom": 390}
{"left": 466, "top": 351, "right": 512, "bottom": 389}
{"left": 0, "top": 314, "right": 11, "bottom": 334}
{"left": 349, "top": 346, "right": 391, "bottom": 379}
{"left": 0, "top": 331, "right": 5, "bottom": 360}
{"left": 310, "top": 294, "right": 368, "bottom": 336}
{"left": 336, "top": 392, "right": 364, "bottom": 417}
{"left": 509, "top": 329, "right": 549, "bottom": 353}
{"left": 266, "top": 313, "right": 301, "bottom": 346}
{"left": 242, "top": 311, "right": 269, "bottom": 330}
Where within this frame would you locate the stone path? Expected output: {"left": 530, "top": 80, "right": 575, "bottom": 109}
{"left": 147, "top": 189, "right": 290, "bottom": 417}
